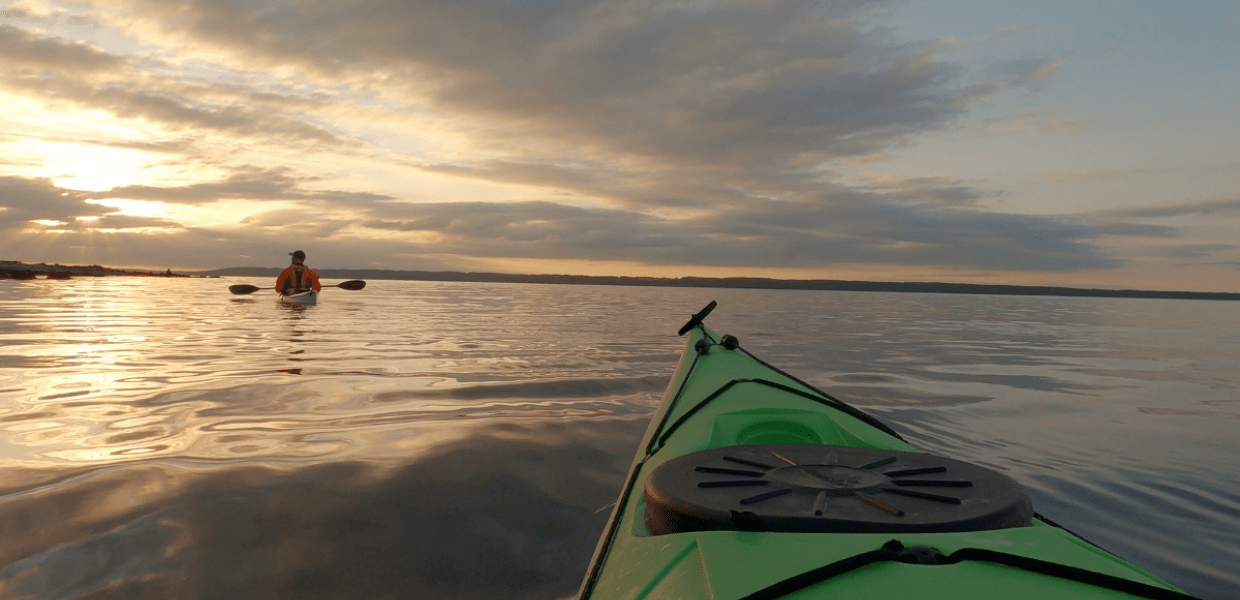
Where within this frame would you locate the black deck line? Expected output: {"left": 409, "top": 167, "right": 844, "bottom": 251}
{"left": 739, "top": 347, "right": 907, "bottom": 442}
{"left": 579, "top": 325, "right": 716, "bottom": 599}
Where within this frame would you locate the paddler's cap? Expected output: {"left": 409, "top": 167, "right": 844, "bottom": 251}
{"left": 289, "top": 250, "right": 306, "bottom": 260}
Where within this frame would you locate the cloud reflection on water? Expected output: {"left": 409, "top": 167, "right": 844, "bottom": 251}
{"left": 0, "top": 417, "right": 647, "bottom": 600}
{"left": 1, "top": 280, "right": 1237, "bottom": 598}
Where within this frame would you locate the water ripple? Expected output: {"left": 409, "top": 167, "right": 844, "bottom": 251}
{"left": 0, "top": 279, "right": 1236, "bottom": 598}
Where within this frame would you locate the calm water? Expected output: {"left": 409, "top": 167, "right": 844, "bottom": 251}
{"left": 0, "top": 277, "right": 1236, "bottom": 599}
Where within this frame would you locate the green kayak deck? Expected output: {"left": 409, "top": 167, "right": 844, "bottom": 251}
{"left": 578, "top": 304, "right": 1195, "bottom": 600}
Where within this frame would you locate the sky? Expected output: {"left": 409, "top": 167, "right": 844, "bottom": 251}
{"left": 1, "top": 0, "right": 1238, "bottom": 291}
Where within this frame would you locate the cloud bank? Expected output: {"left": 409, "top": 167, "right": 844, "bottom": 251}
{"left": 1, "top": 0, "right": 1230, "bottom": 287}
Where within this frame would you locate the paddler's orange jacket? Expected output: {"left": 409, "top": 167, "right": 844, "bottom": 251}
{"left": 276, "top": 264, "right": 322, "bottom": 294}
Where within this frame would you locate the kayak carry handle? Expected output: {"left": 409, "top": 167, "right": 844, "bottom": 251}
{"left": 678, "top": 301, "right": 717, "bottom": 336}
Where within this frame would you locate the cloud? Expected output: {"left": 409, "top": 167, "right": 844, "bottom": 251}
{"left": 1003, "top": 56, "right": 1061, "bottom": 87}
{"left": 1204, "top": 163, "right": 1240, "bottom": 176}
{"left": 3, "top": 1, "right": 1205, "bottom": 281}
{"left": 2, "top": 74, "right": 351, "bottom": 146}
{"left": 986, "top": 112, "right": 1082, "bottom": 135}
{"left": 1095, "top": 198, "right": 1240, "bottom": 219}
{"left": 0, "top": 419, "right": 639, "bottom": 599}
{"left": 1039, "top": 120, "right": 1081, "bottom": 133}
{"left": 3, "top": 151, "right": 1158, "bottom": 276}
{"left": 1036, "top": 168, "right": 1124, "bottom": 184}
{"left": 1087, "top": 222, "right": 1176, "bottom": 237}
{"left": 0, "top": 23, "right": 124, "bottom": 71}
{"left": 0, "top": 156, "right": 1175, "bottom": 275}
{"left": 90, "top": 166, "right": 395, "bottom": 205}
{"left": 0, "top": 168, "right": 391, "bottom": 241}
{"left": 988, "top": 27, "right": 1019, "bottom": 41}
{"left": 712, "top": 196, "right": 1129, "bottom": 271}
{"left": 0, "top": 176, "right": 108, "bottom": 226}
{"left": 0, "top": 24, "right": 350, "bottom": 147}
{"left": 72, "top": 213, "right": 187, "bottom": 231}
{"left": 98, "top": 89, "right": 349, "bottom": 146}
{"left": 1035, "top": 166, "right": 1165, "bottom": 185}
{"left": 92, "top": 0, "right": 989, "bottom": 172}
{"left": 1163, "top": 244, "right": 1236, "bottom": 260}
{"left": 856, "top": 174, "right": 987, "bottom": 207}
{"left": 352, "top": 192, "right": 1130, "bottom": 273}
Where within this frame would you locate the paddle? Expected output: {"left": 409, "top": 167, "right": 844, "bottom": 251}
{"left": 228, "top": 280, "right": 367, "bottom": 295}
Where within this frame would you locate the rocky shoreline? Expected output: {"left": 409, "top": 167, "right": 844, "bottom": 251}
{"left": 0, "top": 260, "right": 197, "bottom": 280}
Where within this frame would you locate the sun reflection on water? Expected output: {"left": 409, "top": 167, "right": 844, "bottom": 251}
{"left": 0, "top": 279, "right": 1235, "bottom": 598}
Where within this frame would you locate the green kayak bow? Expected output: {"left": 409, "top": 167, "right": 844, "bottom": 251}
{"left": 578, "top": 303, "right": 1197, "bottom": 600}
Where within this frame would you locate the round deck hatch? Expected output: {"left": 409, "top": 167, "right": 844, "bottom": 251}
{"left": 644, "top": 444, "right": 1033, "bottom": 535}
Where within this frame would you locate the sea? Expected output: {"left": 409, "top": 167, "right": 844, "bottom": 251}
{"left": 0, "top": 276, "right": 1236, "bottom": 600}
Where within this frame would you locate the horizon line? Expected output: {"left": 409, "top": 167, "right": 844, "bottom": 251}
{"left": 196, "top": 265, "right": 1240, "bottom": 301}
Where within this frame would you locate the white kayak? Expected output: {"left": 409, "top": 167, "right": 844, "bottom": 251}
{"left": 279, "top": 290, "right": 318, "bottom": 305}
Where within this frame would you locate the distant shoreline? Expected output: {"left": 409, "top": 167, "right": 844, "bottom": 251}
{"left": 5, "top": 260, "right": 1236, "bottom": 300}
{"left": 0, "top": 260, "right": 195, "bottom": 279}
{"left": 198, "top": 266, "right": 1240, "bottom": 301}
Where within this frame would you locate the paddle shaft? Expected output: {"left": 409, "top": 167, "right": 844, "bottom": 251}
{"left": 228, "top": 280, "right": 366, "bottom": 295}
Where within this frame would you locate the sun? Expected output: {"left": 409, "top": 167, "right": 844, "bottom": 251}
{"left": 86, "top": 198, "right": 168, "bottom": 218}
{"left": 24, "top": 140, "right": 180, "bottom": 193}
{"left": 0, "top": 98, "right": 194, "bottom": 194}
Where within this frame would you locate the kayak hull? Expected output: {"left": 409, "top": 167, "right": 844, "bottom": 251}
{"left": 279, "top": 290, "right": 317, "bottom": 305}
{"left": 578, "top": 310, "right": 1192, "bottom": 600}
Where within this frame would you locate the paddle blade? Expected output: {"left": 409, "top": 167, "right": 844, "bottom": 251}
{"left": 229, "top": 284, "right": 263, "bottom": 295}
{"left": 336, "top": 280, "right": 366, "bottom": 290}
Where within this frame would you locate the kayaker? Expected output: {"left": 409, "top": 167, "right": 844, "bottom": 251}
{"left": 276, "top": 250, "right": 322, "bottom": 295}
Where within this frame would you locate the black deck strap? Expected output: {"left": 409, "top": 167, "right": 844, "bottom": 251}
{"left": 644, "top": 329, "right": 717, "bottom": 457}
{"left": 737, "top": 540, "right": 907, "bottom": 600}
{"left": 654, "top": 378, "right": 751, "bottom": 451}
{"left": 658, "top": 331, "right": 906, "bottom": 454}
{"left": 942, "top": 547, "right": 1203, "bottom": 600}
{"left": 737, "top": 540, "right": 1204, "bottom": 600}
{"left": 653, "top": 377, "right": 899, "bottom": 452}
{"left": 741, "top": 348, "right": 907, "bottom": 442}
{"left": 581, "top": 328, "right": 717, "bottom": 599}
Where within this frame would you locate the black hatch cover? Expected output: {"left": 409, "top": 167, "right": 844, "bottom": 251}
{"left": 644, "top": 444, "right": 1033, "bottom": 535}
